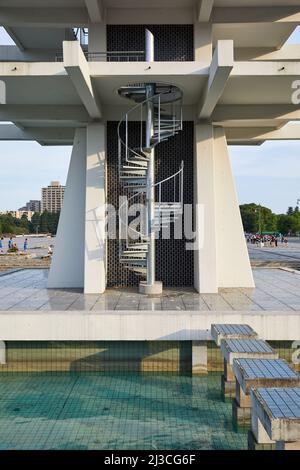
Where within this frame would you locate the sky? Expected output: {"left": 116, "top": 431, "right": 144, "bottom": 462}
{"left": 1, "top": 27, "right": 300, "bottom": 214}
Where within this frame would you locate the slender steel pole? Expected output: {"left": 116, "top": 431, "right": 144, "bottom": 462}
{"left": 145, "top": 28, "right": 155, "bottom": 286}
{"left": 145, "top": 83, "right": 155, "bottom": 287}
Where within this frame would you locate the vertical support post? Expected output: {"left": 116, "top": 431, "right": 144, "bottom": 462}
{"left": 139, "top": 29, "right": 163, "bottom": 295}
{"left": 194, "top": 123, "right": 218, "bottom": 293}
{"left": 145, "top": 29, "right": 154, "bottom": 62}
{"left": 145, "top": 83, "right": 155, "bottom": 288}
{"left": 85, "top": 123, "right": 106, "bottom": 294}
{"left": 0, "top": 340, "right": 6, "bottom": 364}
{"left": 194, "top": 124, "right": 254, "bottom": 293}
{"left": 192, "top": 341, "right": 207, "bottom": 375}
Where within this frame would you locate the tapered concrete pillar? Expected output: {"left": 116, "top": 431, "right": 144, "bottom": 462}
{"left": 48, "top": 128, "right": 86, "bottom": 288}
{"left": 84, "top": 123, "right": 106, "bottom": 294}
{"left": 214, "top": 127, "right": 254, "bottom": 289}
{"left": 194, "top": 124, "right": 254, "bottom": 293}
{"left": 194, "top": 124, "right": 218, "bottom": 293}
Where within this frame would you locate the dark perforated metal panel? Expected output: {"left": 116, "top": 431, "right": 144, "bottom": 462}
{"left": 106, "top": 121, "right": 194, "bottom": 287}
{"left": 107, "top": 25, "right": 194, "bottom": 61}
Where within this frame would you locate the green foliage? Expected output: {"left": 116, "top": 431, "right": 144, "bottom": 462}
{"left": 239, "top": 203, "right": 277, "bottom": 233}
{"left": 0, "top": 211, "right": 60, "bottom": 236}
{"left": 240, "top": 204, "right": 300, "bottom": 236}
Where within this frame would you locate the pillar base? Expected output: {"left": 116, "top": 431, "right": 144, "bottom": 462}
{"left": 221, "top": 374, "right": 236, "bottom": 400}
{"left": 232, "top": 398, "right": 251, "bottom": 428}
{"left": 139, "top": 281, "right": 163, "bottom": 296}
{"left": 248, "top": 431, "right": 276, "bottom": 451}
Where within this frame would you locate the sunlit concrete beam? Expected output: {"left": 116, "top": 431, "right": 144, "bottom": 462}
{"left": 63, "top": 41, "right": 101, "bottom": 120}
{"left": 198, "top": 40, "right": 233, "bottom": 119}
{"left": 197, "top": 0, "right": 214, "bottom": 22}
{"left": 212, "top": 7, "right": 300, "bottom": 24}
{"left": 85, "top": 0, "right": 104, "bottom": 23}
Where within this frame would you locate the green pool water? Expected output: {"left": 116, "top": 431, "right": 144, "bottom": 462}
{"left": 0, "top": 372, "right": 247, "bottom": 450}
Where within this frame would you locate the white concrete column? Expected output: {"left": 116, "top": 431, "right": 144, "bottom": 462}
{"left": 0, "top": 340, "right": 6, "bottom": 364}
{"left": 214, "top": 127, "right": 254, "bottom": 288}
{"left": 194, "top": 124, "right": 254, "bottom": 293}
{"left": 194, "top": 124, "right": 218, "bottom": 293}
{"left": 194, "top": 23, "right": 212, "bottom": 62}
{"left": 84, "top": 123, "right": 106, "bottom": 294}
{"left": 192, "top": 341, "right": 207, "bottom": 374}
{"left": 48, "top": 128, "right": 86, "bottom": 288}
{"left": 88, "top": 23, "right": 107, "bottom": 58}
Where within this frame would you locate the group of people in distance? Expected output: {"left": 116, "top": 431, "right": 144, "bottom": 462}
{"left": 0, "top": 237, "right": 28, "bottom": 254}
{"left": 246, "top": 233, "right": 288, "bottom": 247}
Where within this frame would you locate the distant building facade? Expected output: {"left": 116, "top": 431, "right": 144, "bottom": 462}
{"left": 1, "top": 210, "right": 35, "bottom": 221}
{"left": 19, "top": 200, "right": 41, "bottom": 212}
{"left": 41, "top": 181, "right": 65, "bottom": 213}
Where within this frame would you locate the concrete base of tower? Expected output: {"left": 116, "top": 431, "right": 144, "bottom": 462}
{"left": 139, "top": 281, "right": 163, "bottom": 296}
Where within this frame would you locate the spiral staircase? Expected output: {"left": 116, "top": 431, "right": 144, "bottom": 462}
{"left": 117, "top": 82, "right": 184, "bottom": 291}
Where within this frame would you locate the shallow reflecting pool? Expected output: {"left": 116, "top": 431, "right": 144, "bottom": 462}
{"left": 0, "top": 372, "right": 247, "bottom": 450}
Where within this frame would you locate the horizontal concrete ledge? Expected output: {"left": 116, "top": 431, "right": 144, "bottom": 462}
{"left": 0, "top": 310, "right": 300, "bottom": 341}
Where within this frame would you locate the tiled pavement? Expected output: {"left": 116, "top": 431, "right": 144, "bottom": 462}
{"left": 1, "top": 268, "right": 300, "bottom": 311}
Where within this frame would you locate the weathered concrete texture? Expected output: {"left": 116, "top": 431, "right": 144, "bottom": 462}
{"left": 192, "top": 341, "right": 207, "bottom": 375}
{"left": 211, "top": 323, "right": 258, "bottom": 346}
{"left": 232, "top": 398, "right": 251, "bottom": 428}
{"left": 251, "top": 388, "right": 300, "bottom": 443}
{"left": 248, "top": 431, "right": 276, "bottom": 451}
{"left": 221, "top": 374, "right": 236, "bottom": 399}
{"left": 0, "top": 256, "right": 50, "bottom": 270}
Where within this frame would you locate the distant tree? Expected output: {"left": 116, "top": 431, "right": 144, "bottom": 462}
{"left": 287, "top": 206, "right": 294, "bottom": 216}
{"left": 277, "top": 214, "right": 294, "bottom": 235}
{"left": 239, "top": 203, "right": 277, "bottom": 233}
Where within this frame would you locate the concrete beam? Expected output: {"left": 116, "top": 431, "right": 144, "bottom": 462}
{"left": 235, "top": 45, "right": 300, "bottom": 62}
{"left": 212, "top": 7, "right": 300, "bottom": 24}
{"left": 0, "top": 8, "right": 88, "bottom": 28}
{"left": 0, "top": 105, "right": 90, "bottom": 122}
{"left": 225, "top": 124, "right": 300, "bottom": 142}
{"left": 0, "top": 124, "right": 75, "bottom": 142}
{"left": 197, "top": 0, "right": 214, "bottom": 22}
{"left": 63, "top": 41, "right": 101, "bottom": 120}
{"left": 85, "top": 0, "right": 104, "bottom": 23}
{"left": 212, "top": 105, "right": 300, "bottom": 124}
{"left": 198, "top": 40, "right": 233, "bottom": 119}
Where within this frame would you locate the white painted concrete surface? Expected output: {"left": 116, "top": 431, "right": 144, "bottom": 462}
{"left": 47, "top": 128, "right": 86, "bottom": 288}
{"left": 0, "top": 341, "right": 6, "bottom": 364}
{"left": 84, "top": 123, "right": 106, "bottom": 294}
{"left": 0, "top": 311, "right": 299, "bottom": 341}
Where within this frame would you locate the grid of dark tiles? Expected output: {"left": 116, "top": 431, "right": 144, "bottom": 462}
{"left": 107, "top": 25, "right": 194, "bottom": 61}
{"left": 106, "top": 121, "right": 194, "bottom": 287}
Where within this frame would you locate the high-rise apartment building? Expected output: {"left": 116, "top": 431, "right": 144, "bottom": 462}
{"left": 19, "top": 200, "right": 41, "bottom": 212}
{"left": 41, "top": 181, "right": 65, "bottom": 213}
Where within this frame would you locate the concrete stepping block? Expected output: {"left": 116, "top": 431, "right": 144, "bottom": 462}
{"left": 250, "top": 387, "right": 300, "bottom": 450}
{"left": 221, "top": 339, "right": 278, "bottom": 367}
{"left": 232, "top": 358, "right": 300, "bottom": 428}
{"left": 211, "top": 324, "right": 258, "bottom": 346}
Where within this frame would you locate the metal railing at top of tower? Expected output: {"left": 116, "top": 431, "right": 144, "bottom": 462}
{"left": 55, "top": 50, "right": 145, "bottom": 62}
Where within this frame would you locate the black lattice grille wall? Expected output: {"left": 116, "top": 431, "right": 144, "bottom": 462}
{"left": 106, "top": 121, "right": 194, "bottom": 287}
{"left": 107, "top": 25, "right": 194, "bottom": 61}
